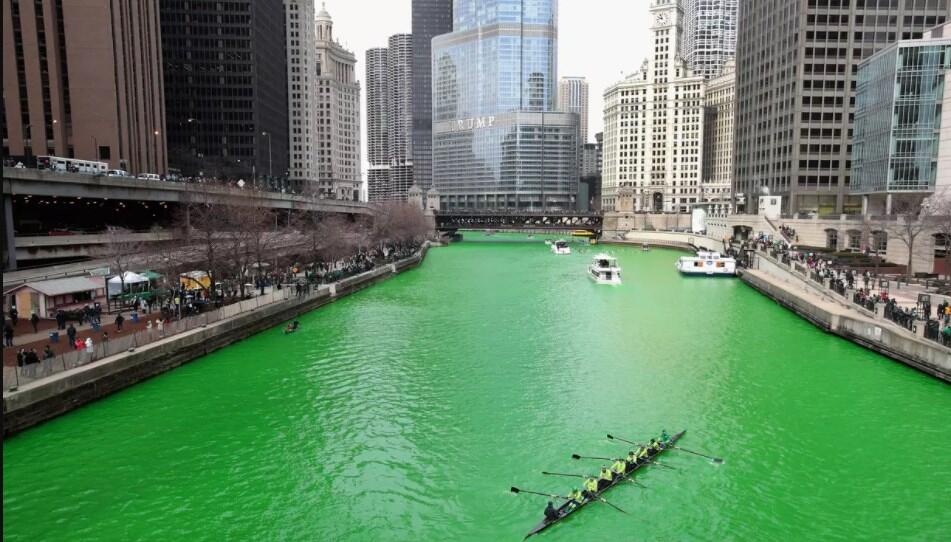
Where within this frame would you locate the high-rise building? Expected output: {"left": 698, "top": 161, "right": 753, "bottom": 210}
{"left": 366, "top": 34, "right": 414, "bottom": 202}
{"left": 432, "top": 0, "right": 580, "bottom": 210}
{"left": 160, "top": 0, "right": 288, "bottom": 182}
{"left": 315, "top": 4, "right": 361, "bottom": 200}
{"left": 366, "top": 47, "right": 391, "bottom": 202}
{"left": 602, "top": 0, "right": 705, "bottom": 213}
{"left": 701, "top": 59, "right": 734, "bottom": 215}
{"left": 285, "top": 0, "right": 319, "bottom": 192}
{"left": 852, "top": 22, "right": 951, "bottom": 215}
{"left": 579, "top": 132, "right": 603, "bottom": 211}
{"left": 3, "top": 0, "right": 166, "bottom": 174}
{"left": 558, "top": 77, "right": 590, "bottom": 144}
{"left": 411, "top": 0, "right": 453, "bottom": 190}
{"left": 680, "top": 0, "right": 737, "bottom": 79}
{"left": 733, "top": 1, "right": 949, "bottom": 215}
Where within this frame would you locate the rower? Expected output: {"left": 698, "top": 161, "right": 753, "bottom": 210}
{"left": 649, "top": 438, "right": 662, "bottom": 453}
{"left": 544, "top": 501, "right": 559, "bottom": 521}
{"left": 567, "top": 489, "right": 585, "bottom": 511}
{"left": 661, "top": 429, "right": 671, "bottom": 443}
{"left": 583, "top": 476, "right": 599, "bottom": 498}
{"left": 598, "top": 466, "right": 614, "bottom": 490}
{"left": 611, "top": 457, "right": 627, "bottom": 478}
{"left": 625, "top": 450, "right": 639, "bottom": 472}
{"left": 637, "top": 445, "right": 650, "bottom": 460}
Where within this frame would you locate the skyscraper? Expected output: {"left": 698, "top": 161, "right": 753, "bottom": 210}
{"left": 3, "top": 0, "right": 166, "bottom": 174}
{"left": 285, "top": 0, "right": 319, "bottom": 192}
{"left": 366, "top": 34, "right": 414, "bottom": 202}
{"left": 601, "top": 0, "right": 705, "bottom": 213}
{"left": 680, "top": 0, "right": 737, "bottom": 79}
{"left": 701, "top": 60, "right": 735, "bottom": 215}
{"left": 411, "top": 0, "right": 453, "bottom": 190}
{"left": 557, "top": 77, "right": 590, "bottom": 144}
{"left": 733, "top": 1, "right": 949, "bottom": 215}
{"left": 314, "top": 4, "right": 361, "bottom": 200}
{"left": 160, "top": 0, "right": 288, "bottom": 181}
{"left": 432, "top": 0, "right": 580, "bottom": 210}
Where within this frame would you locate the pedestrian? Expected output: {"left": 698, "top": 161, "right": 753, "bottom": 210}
{"left": 66, "top": 323, "right": 77, "bottom": 345}
{"left": 42, "top": 344, "right": 55, "bottom": 375}
{"left": 157, "top": 318, "right": 165, "bottom": 337}
{"left": 102, "top": 330, "right": 109, "bottom": 343}
{"left": 146, "top": 320, "right": 153, "bottom": 339}
{"left": 84, "top": 337, "right": 94, "bottom": 360}
{"left": 30, "top": 311, "right": 40, "bottom": 333}
{"left": 9, "top": 306, "right": 18, "bottom": 326}
{"left": 115, "top": 313, "right": 125, "bottom": 331}
{"left": 25, "top": 348, "right": 40, "bottom": 377}
{"left": 3, "top": 321, "right": 13, "bottom": 347}
{"left": 16, "top": 348, "right": 25, "bottom": 369}
{"left": 56, "top": 309, "right": 66, "bottom": 330}
{"left": 74, "top": 337, "right": 84, "bottom": 351}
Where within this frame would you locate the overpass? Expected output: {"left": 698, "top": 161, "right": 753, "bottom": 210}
{"left": 2, "top": 167, "right": 372, "bottom": 271}
{"left": 433, "top": 210, "right": 603, "bottom": 236}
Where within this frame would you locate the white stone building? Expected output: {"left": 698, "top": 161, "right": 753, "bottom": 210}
{"left": 315, "top": 4, "right": 361, "bottom": 201}
{"left": 700, "top": 59, "right": 735, "bottom": 216}
{"left": 557, "top": 76, "right": 589, "bottom": 144}
{"left": 284, "top": 0, "right": 318, "bottom": 192}
{"left": 602, "top": 0, "right": 705, "bottom": 213}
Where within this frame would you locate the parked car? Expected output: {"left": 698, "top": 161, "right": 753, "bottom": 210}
{"left": 136, "top": 173, "right": 162, "bottom": 181}
{"left": 105, "top": 169, "right": 130, "bottom": 177}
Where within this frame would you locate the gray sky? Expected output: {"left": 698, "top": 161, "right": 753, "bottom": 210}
{"left": 320, "top": 0, "right": 652, "bottom": 169}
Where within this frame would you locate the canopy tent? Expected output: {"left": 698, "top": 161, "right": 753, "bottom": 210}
{"left": 107, "top": 271, "right": 149, "bottom": 295}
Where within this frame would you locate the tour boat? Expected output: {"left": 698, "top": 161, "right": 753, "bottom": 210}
{"left": 675, "top": 251, "right": 736, "bottom": 276}
{"left": 642, "top": 243, "right": 650, "bottom": 251}
{"left": 588, "top": 253, "right": 622, "bottom": 284}
{"left": 551, "top": 239, "right": 572, "bottom": 255}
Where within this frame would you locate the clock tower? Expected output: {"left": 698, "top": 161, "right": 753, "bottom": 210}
{"left": 648, "top": 0, "right": 684, "bottom": 83}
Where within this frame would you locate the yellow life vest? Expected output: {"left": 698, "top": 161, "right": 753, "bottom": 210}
{"left": 612, "top": 460, "right": 626, "bottom": 474}
{"left": 599, "top": 469, "right": 613, "bottom": 481}
{"left": 637, "top": 447, "right": 649, "bottom": 458}
{"left": 584, "top": 478, "right": 599, "bottom": 493}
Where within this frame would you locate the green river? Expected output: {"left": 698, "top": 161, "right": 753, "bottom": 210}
{"left": 4, "top": 236, "right": 950, "bottom": 541}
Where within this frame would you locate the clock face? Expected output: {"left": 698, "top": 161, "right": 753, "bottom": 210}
{"left": 655, "top": 12, "right": 670, "bottom": 26}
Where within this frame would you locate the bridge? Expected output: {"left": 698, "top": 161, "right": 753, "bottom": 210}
{"left": 433, "top": 210, "right": 603, "bottom": 237}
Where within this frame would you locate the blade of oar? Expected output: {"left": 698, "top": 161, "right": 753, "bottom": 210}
{"left": 606, "top": 433, "right": 638, "bottom": 446}
{"left": 571, "top": 454, "right": 615, "bottom": 461}
{"left": 595, "top": 497, "right": 628, "bottom": 514}
{"left": 510, "top": 487, "right": 571, "bottom": 500}
{"left": 541, "top": 471, "right": 588, "bottom": 478}
{"left": 672, "top": 446, "right": 724, "bottom": 464}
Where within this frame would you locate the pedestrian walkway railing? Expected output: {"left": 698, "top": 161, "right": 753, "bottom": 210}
{"left": 2, "top": 286, "right": 307, "bottom": 392}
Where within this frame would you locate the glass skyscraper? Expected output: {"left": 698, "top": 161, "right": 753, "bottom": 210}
{"left": 431, "top": 0, "right": 579, "bottom": 210}
{"left": 412, "top": 0, "right": 453, "bottom": 190}
{"left": 852, "top": 28, "right": 951, "bottom": 212}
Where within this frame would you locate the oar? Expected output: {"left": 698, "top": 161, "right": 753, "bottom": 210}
{"left": 593, "top": 496, "right": 628, "bottom": 514}
{"left": 670, "top": 445, "right": 724, "bottom": 464}
{"left": 593, "top": 444, "right": 678, "bottom": 471}
{"left": 510, "top": 487, "right": 571, "bottom": 501}
{"left": 571, "top": 454, "right": 613, "bottom": 461}
{"left": 541, "top": 471, "right": 588, "bottom": 478}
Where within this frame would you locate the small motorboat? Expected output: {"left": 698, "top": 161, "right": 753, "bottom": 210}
{"left": 675, "top": 251, "right": 737, "bottom": 276}
{"left": 642, "top": 244, "right": 650, "bottom": 251}
{"left": 551, "top": 239, "right": 571, "bottom": 255}
{"left": 589, "top": 254, "right": 622, "bottom": 284}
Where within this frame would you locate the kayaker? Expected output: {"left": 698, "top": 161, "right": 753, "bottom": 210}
{"left": 544, "top": 501, "right": 559, "bottom": 521}
{"left": 598, "top": 466, "right": 614, "bottom": 490}
{"left": 611, "top": 457, "right": 627, "bottom": 477}
{"left": 583, "top": 476, "right": 599, "bottom": 497}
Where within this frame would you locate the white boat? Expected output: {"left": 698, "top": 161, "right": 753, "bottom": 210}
{"left": 551, "top": 239, "right": 572, "bottom": 255}
{"left": 589, "top": 254, "right": 622, "bottom": 284}
{"left": 675, "top": 251, "right": 736, "bottom": 276}
{"left": 641, "top": 244, "right": 650, "bottom": 251}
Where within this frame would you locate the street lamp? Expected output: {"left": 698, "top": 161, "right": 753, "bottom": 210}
{"left": 261, "top": 131, "right": 272, "bottom": 179}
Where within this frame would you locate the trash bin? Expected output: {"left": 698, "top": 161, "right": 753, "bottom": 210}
{"left": 49, "top": 331, "right": 59, "bottom": 343}
{"left": 131, "top": 312, "right": 139, "bottom": 324}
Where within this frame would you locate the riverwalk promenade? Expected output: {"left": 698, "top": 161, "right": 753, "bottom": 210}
{"left": 2, "top": 243, "right": 434, "bottom": 437}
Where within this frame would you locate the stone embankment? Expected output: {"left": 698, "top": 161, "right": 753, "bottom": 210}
{"left": 2, "top": 244, "right": 434, "bottom": 437}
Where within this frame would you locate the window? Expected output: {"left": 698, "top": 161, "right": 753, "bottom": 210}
{"left": 826, "top": 229, "right": 839, "bottom": 250}
{"left": 847, "top": 230, "right": 861, "bottom": 250}
{"left": 872, "top": 231, "right": 887, "bottom": 253}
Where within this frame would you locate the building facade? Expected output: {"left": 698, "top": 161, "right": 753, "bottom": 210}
{"left": 285, "top": 0, "right": 318, "bottom": 191}
{"left": 2, "top": 0, "right": 166, "bottom": 174}
{"left": 432, "top": 0, "right": 579, "bottom": 210}
{"left": 161, "top": 0, "right": 288, "bottom": 183}
{"left": 411, "top": 0, "right": 453, "bottom": 190}
{"left": 558, "top": 76, "right": 590, "bottom": 144}
{"left": 733, "top": 0, "right": 949, "bottom": 216}
{"left": 367, "top": 34, "right": 414, "bottom": 202}
{"left": 579, "top": 132, "right": 603, "bottom": 211}
{"left": 315, "top": 5, "right": 361, "bottom": 200}
{"left": 701, "top": 59, "right": 735, "bottom": 215}
{"left": 680, "top": 0, "right": 737, "bottom": 79}
{"left": 602, "top": 0, "right": 705, "bottom": 213}
{"left": 852, "top": 22, "right": 951, "bottom": 215}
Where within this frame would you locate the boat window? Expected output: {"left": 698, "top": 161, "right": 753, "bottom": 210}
{"left": 694, "top": 261, "right": 702, "bottom": 267}
{"left": 717, "top": 262, "right": 725, "bottom": 268}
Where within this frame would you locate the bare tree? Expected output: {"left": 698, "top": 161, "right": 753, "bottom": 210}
{"left": 886, "top": 199, "right": 930, "bottom": 281}
{"left": 184, "top": 200, "right": 226, "bottom": 300}
{"left": 98, "top": 226, "right": 143, "bottom": 306}
{"left": 925, "top": 188, "right": 951, "bottom": 280}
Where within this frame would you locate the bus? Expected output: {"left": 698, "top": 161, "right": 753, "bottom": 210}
{"left": 36, "top": 155, "right": 108, "bottom": 175}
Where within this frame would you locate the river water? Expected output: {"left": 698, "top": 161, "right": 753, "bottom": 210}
{"left": 4, "top": 236, "right": 950, "bottom": 541}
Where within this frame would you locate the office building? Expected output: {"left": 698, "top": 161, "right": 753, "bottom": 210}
{"left": 579, "top": 132, "right": 603, "bottom": 211}
{"left": 161, "top": 0, "right": 287, "bottom": 182}
{"left": 602, "top": 0, "right": 705, "bottom": 213}
{"left": 411, "top": 0, "right": 453, "bottom": 190}
{"left": 432, "top": 0, "right": 580, "bottom": 210}
{"left": 558, "top": 77, "right": 590, "bottom": 144}
{"left": 852, "top": 22, "right": 951, "bottom": 215}
{"left": 3, "top": 0, "right": 166, "bottom": 174}
{"left": 315, "top": 4, "right": 361, "bottom": 200}
{"left": 367, "top": 34, "right": 414, "bottom": 202}
{"left": 680, "top": 0, "right": 737, "bottom": 79}
{"left": 285, "top": 0, "right": 319, "bottom": 191}
{"left": 733, "top": 0, "right": 949, "bottom": 215}
{"left": 701, "top": 59, "right": 735, "bottom": 215}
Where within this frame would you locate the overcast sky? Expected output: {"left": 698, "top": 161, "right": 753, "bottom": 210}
{"left": 320, "top": 0, "right": 652, "bottom": 170}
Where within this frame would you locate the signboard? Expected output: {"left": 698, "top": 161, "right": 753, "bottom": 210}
{"left": 450, "top": 116, "right": 496, "bottom": 132}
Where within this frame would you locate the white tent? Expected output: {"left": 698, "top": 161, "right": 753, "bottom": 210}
{"left": 107, "top": 271, "right": 149, "bottom": 295}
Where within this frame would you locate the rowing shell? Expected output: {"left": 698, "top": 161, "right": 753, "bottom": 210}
{"left": 522, "top": 430, "right": 686, "bottom": 539}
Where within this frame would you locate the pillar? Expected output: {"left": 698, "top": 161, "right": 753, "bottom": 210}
{"left": 3, "top": 195, "right": 16, "bottom": 271}
{"left": 885, "top": 193, "right": 893, "bottom": 215}
{"left": 862, "top": 195, "right": 868, "bottom": 216}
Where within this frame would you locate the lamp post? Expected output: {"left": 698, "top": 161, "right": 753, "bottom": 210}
{"left": 261, "top": 131, "right": 272, "bottom": 179}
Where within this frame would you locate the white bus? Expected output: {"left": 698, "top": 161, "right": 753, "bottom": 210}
{"left": 37, "top": 155, "right": 108, "bottom": 174}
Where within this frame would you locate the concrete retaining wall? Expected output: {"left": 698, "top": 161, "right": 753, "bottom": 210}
{"left": 2, "top": 246, "right": 430, "bottom": 437}
{"left": 740, "top": 269, "right": 951, "bottom": 383}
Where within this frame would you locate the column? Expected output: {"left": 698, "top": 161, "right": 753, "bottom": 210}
{"left": 3, "top": 194, "right": 16, "bottom": 271}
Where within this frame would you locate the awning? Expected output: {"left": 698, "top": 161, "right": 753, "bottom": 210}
{"left": 5, "top": 276, "right": 104, "bottom": 297}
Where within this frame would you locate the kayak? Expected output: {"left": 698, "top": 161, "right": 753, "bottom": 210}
{"left": 522, "top": 430, "right": 686, "bottom": 539}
